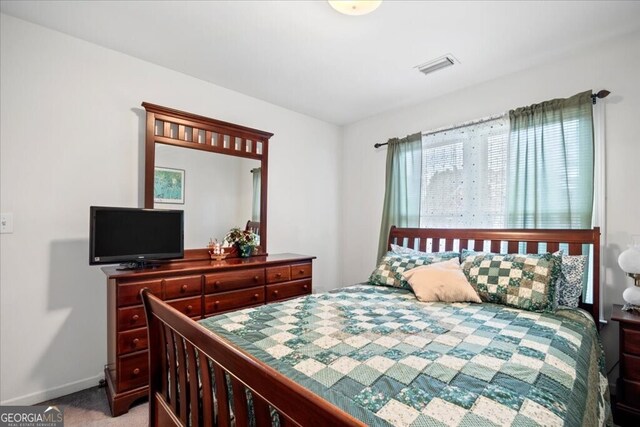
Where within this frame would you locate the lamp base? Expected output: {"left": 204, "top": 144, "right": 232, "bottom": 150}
{"left": 623, "top": 285, "right": 640, "bottom": 306}
{"left": 622, "top": 303, "right": 640, "bottom": 314}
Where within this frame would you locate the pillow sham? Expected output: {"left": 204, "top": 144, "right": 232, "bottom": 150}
{"left": 402, "top": 258, "right": 481, "bottom": 303}
{"left": 461, "top": 249, "right": 559, "bottom": 313}
{"left": 390, "top": 243, "right": 428, "bottom": 256}
{"left": 369, "top": 251, "right": 460, "bottom": 289}
{"left": 553, "top": 251, "right": 588, "bottom": 308}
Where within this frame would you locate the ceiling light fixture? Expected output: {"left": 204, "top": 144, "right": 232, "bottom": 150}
{"left": 416, "top": 55, "right": 457, "bottom": 76}
{"left": 328, "top": 1, "right": 382, "bottom": 16}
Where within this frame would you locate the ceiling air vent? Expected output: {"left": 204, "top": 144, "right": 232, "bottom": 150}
{"left": 416, "top": 55, "right": 456, "bottom": 76}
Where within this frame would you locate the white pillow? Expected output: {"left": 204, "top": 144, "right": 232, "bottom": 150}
{"left": 402, "top": 258, "right": 481, "bottom": 303}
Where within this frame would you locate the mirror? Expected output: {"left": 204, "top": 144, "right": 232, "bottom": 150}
{"left": 142, "top": 102, "right": 271, "bottom": 257}
{"left": 154, "top": 144, "right": 261, "bottom": 248}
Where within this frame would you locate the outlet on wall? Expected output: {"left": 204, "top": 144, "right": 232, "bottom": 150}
{"left": 1, "top": 213, "right": 14, "bottom": 234}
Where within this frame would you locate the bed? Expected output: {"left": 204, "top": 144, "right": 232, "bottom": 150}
{"left": 141, "top": 227, "right": 610, "bottom": 426}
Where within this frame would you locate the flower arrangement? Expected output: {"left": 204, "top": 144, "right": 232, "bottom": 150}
{"left": 224, "top": 227, "right": 258, "bottom": 257}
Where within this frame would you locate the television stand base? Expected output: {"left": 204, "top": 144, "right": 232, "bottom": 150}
{"left": 116, "top": 260, "right": 160, "bottom": 270}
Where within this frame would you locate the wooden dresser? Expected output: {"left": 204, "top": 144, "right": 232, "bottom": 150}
{"left": 102, "top": 253, "right": 315, "bottom": 416}
{"left": 612, "top": 304, "right": 640, "bottom": 426}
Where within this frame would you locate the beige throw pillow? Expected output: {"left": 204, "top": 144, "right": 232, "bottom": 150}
{"left": 402, "top": 258, "right": 481, "bottom": 303}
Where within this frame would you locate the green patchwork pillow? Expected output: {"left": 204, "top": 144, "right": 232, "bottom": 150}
{"left": 461, "top": 249, "right": 560, "bottom": 313}
{"left": 369, "top": 251, "right": 460, "bottom": 289}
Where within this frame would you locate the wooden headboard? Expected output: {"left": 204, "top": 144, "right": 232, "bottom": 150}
{"left": 387, "top": 226, "right": 601, "bottom": 325}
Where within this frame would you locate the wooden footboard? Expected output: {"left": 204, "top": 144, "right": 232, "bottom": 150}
{"left": 141, "top": 289, "right": 365, "bottom": 427}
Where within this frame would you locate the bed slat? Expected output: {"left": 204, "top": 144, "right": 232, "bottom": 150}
{"left": 507, "top": 241, "right": 519, "bottom": 253}
{"left": 490, "top": 240, "right": 500, "bottom": 253}
{"left": 460, "top": 239, "right": 469, "bottom": 251}
{"left": 251, "top": 392, "right": 273, "bottom": 427}
{"left": 186, "top": 342, "right": 200, "bottom": 426}
{"left": 230, "top": 377, "right": 249, "bottom": 427}
{"left": 419, "top": 238, "right": 427, "bottom": 252}
{"left": 165, "top": 324, "right": 178, "bottom": 412}
{"left": 568, "top": 243, "right": 582, "bottom": 255}
{"left": 213, "top": 364, "right": 231, "bottom": 426}
{"left": 198, "top": 353, "right": 214, "bottom": 427}
{"left": 175, "top": 336, "right": 188, "bottom": 424}
{"left": 445, "top": 239, "right": 454, "bottom": 251}
{"left": 547, "top": 242, "right": 560, "bottom": 253}
{"left": 473, "top": 240, "right": 483, "bottom": 251}
{"left": 160, "top": 322, "right": 168, "bottom": 397}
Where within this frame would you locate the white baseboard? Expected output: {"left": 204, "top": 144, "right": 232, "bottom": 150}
{"left": 0, "top": 373, "right": 104, "bottom": 406}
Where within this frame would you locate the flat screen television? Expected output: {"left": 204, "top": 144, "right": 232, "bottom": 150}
{"left": 89, "top": 206, "right": 184, "bottom": 268}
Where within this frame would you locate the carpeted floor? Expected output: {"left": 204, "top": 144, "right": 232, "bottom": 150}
{"left": 37, "top": 386, "right": 148, "bottom": 426}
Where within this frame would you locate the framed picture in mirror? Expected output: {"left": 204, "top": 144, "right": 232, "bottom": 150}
{"left": 154, "top": 166, "right": 185, "bottom": 204}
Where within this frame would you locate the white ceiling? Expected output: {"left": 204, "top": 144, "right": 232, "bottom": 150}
{"left": 2, "top": 1, "right": 640, "bottom": 125}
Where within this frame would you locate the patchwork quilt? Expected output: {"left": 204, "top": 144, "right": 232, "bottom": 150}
{"left": 199, "top": 285, "right": 611, "bottom": 427}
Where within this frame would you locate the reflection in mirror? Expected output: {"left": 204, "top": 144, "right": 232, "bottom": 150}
{"left": 154, "top": 144, "right": 261, "bottom": 248}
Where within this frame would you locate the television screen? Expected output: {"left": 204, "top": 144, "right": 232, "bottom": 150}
{"left": 90, "top": 206, "right": 184, "bottom": 266}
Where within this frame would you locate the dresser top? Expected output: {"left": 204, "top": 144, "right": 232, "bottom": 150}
{"left": 101, "top": 253, "right": 315, "bottom": 279}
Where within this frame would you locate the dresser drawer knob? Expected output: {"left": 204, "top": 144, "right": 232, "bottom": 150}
{"left": 132, "top": 338, "right": 140, "bottom": 347}
{"left": 186, "top": 305, "right": 193, "bottom": 313}
{"left": 131, "top": 314, "right": 139, "bottom": 322}
{"left": 214, "top": 301, "right": 220, "bottom": 307}
{"left": 254, "top": 275, "right": 260, "bottom": 281}
{"left": 273, "top": 290, "right": 279, "bottom": 296}
{"left": 215, "top": 280, "right": 221, "bottom": 286}
{"left": 253, "top": 293, "right": 259, "bottom": 300}
{"left": 181, "top": 284, "right": 188, "bottom": 292}
{"left": 298, "top": 269, "right": 305, "bottom": 274}
{"left": 276, "top": 273, "right": 282, "bottom": 278}
{"left": 133, "top": 368, "right": 140, "bottom": 376}
{"left": 303, "top": 284, "right": 308, "bottom": 290}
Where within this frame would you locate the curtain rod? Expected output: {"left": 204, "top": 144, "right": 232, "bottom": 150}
{"left": 591, "top": 89, "right": 611, "bottom": 104}
{"left": 374, "top": 89, "right": 611, "bottom": 149}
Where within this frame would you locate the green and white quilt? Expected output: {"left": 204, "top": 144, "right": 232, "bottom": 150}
{"left": 199, "top": 285, "right": 611, "bottom": 427}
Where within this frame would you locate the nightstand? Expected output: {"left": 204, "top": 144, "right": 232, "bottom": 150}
{"left": 611, "top": 304, "right": 640, "bottom": 425}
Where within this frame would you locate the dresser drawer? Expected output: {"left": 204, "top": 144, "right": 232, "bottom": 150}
{"left": 163, "top": 275, "right": 202, "bottom": 300}
{"left": 117, "top": 279, "right": 162, "bottom": 307}
{"left": 205, "top": 286, "right": 264, "bottom": 315}
{"left": 623, "top": 327, "right": 640, "bottom": 356}
{"left": 623, "top": 353, "right": 640, "bottom": 381}
{"left": 205, "top": 268, "right": 264, "bottom": 293}
{"left": 291, "top": 263, "right": 312, "bottom": 280}
{"left": 117, "top": 306, "right": 146, "bottom": 331}
{"left": 117, "top": 327, "right": 148, "bottom": 355}
{"left": 266, "top": 279, "right": 311, "bottom": 303}
{"left": 167, "top": 296, "right": 202, "bottom": 318}
{"left": 621, "top": 379, "right": 640, "bottom": 407}
{"left": 117, "top": 351, "right": 148, "bottom": 392}
{"left": 266, "top": 266, "right": 290, "bottom": 283}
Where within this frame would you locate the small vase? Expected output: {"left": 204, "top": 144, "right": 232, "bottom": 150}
{"left": 237, "top": 244, "right": 253, "bottom": 258}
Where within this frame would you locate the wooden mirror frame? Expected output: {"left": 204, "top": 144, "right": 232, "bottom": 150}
{"left": 142, "top": 102, "right": 272, "bottom": 260}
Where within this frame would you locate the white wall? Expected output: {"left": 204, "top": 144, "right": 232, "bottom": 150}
{"left": 341, "top": 29, "right": 640, "bottom": 378}
{"left": 0, "top": 14, "right": 342, "bottom": 405}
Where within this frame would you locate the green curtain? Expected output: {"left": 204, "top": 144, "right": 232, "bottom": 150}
{"left": 251, "top": 168, "right": 261, "bottom": 222}
{"left": 506, "top": 90, "right": 594, "bottom": 229}
{"left": 377, "top": 133, "right": 423, "bottom": 261}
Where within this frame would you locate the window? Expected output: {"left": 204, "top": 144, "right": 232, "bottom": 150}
{"left": 420, "top": 116, "right": 509, "bottom": 229}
